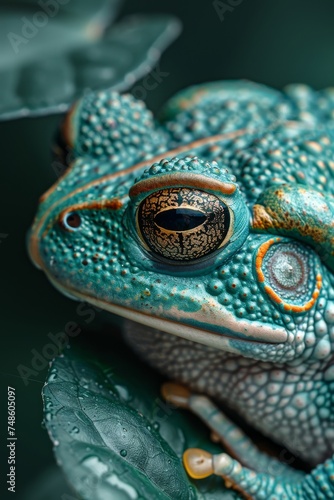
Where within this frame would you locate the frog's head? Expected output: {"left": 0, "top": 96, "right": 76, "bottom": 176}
{"left": 28, "top": 90, "right": 334, "bottom": 365}
{"left": 28, "top": 151, "right": 334, "bottom": 365}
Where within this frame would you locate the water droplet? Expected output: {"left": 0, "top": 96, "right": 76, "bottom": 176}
{"left": 120, "top": 449, "right": 127, "bottom": 457}
{"left": 115, "top": 384, "right": 130, "bottom": 401}
{"left": 153, "top": 422, "right": 160, "bottom": 431}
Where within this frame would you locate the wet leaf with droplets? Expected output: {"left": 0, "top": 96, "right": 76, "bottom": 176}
{"left": 43, "top": 339, "right": 239, "bottom": 499}
{"left": 0, "top": 10, "right": 180, "bottom": 121}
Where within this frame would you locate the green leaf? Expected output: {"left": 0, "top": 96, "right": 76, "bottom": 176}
{"left": 43, "top": 336, "right": 239, "bottom": 499}
{"left": 0, "top": 0, "right": 119, "bottom": 69}
{"left": 0, "top": 0, "right": 121, "bottom": 23}
{"left": 69, "top": 15, "right": 181, "bottom": 93}
{"left": 0, "top": 7, "right": 180, "bottom": 121}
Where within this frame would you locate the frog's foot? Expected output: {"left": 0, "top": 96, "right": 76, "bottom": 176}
{"left": 184, "top": 449, "right": 334, "bottom": 500}
{"left": 162, "top": 382, "right": 302, "bottom": 478}
{"left": 162, "top": 383, "right": 334, "bottom": 498}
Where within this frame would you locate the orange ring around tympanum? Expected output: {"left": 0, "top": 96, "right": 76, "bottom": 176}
{"left": 255, "top": 238, "right": 322, "bottom": 313}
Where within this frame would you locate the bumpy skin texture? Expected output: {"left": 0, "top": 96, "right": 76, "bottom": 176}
{"left": 29, "top": 81, "right": 334, "bottom": 499}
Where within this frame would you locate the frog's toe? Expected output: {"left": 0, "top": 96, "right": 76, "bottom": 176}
{"left": 161, "top": 382, "right": 191, "bottom": 408}
{"left": 183, "top": 448, "right": 214, "bottom": 479}
{"left": 183, "top": 448, "right": 330, "bottom": 500}
{"left": 184, "top": 448, "right": 255, "bottom": 497}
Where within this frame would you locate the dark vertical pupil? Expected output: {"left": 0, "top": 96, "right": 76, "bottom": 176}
{"left": 154, "top": 208, "right": 207, "bottom": 231}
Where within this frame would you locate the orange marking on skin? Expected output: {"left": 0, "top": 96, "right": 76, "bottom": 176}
{"left": 256, "top": 239, "right": 322, "bottom": 313}
{"left": 61, "top": 101, "right": 78, "bottom": 148}
{"left": 179, "top": 99, "right": 190, "bottom": 110}
{"left": 39, "top": 129, "right": 248, "bottom": 204}
{"left": 255, "top": 238, "right": 279, "bottom": 283}
{"left": 40, "top": 198, "right": 122, "bottom": 240}
{"left": 60, "top": 198, "right": 123, "bottom": 215}
{"left": 283, "top": 274, "right": 322, "bottom": 312}
{"left": 306, "top": 141, "right": 323, "bottom": 153}
{"left": 129, "top": 173, "right": 236, "bottom": 198}
{"left": 252, "top": 204, "right": 275, "bottom": 231}
{"left": 28, "top": 232, "right": 43, "bottom": 269}
{"left": 177, "top": 89, "right": 208, "bottom": 111}
{"left": 264, "top": 285, "right": 283, "bottom": 304}
{"left": 269, "top": 149, "right": 282, "bottom": 157}
{"left": 31, "top": 129, "right": 250, "bottom": 265}
{"left": 58, "top": 198, "right": 123, "bottom": 230}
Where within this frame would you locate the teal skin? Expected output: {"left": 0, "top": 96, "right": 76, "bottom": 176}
{"left": 29, "top": 81, "right": 334, "bottom": 499}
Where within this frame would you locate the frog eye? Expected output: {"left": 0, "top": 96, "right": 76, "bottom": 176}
{"left": 59, "top": 211, "right": 82, "bottom": 231}
{"left": 256, "top": 238, "right": 322, "bottom": 313}
{"left": 128, "top": 157, "right": 250, "bottom": 270}
{"left": 136, "top": 187, "right": 231, "bottom": 261}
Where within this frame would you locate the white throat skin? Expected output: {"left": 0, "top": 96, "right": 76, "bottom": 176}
{"left": 123, "top": 320, "right": 333, "bottom": 467}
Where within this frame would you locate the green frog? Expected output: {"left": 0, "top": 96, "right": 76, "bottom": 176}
{"left": 29, "top": 81, "right": 334, "bottom": 499}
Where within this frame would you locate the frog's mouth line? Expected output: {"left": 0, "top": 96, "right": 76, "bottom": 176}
{"left": 45, "top": 271, "right": 288, "bottom": 354}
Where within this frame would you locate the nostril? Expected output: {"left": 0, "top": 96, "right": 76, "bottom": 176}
{"left": 60, "top": 211, "right": 82, "bottom": 231}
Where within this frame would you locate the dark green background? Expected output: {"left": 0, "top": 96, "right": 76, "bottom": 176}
{"left": 1, "top": 0, "right": 334, "bottom": 498}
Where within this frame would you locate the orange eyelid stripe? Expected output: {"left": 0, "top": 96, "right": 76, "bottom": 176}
{"left": 129, "top": 173, "right": 236, "bottom": 198}
{"left": 32, "top": 129, "right": 250, "bottom": 272}
{"left": 256, "top": 239, "right": 322, "bottom": 313}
